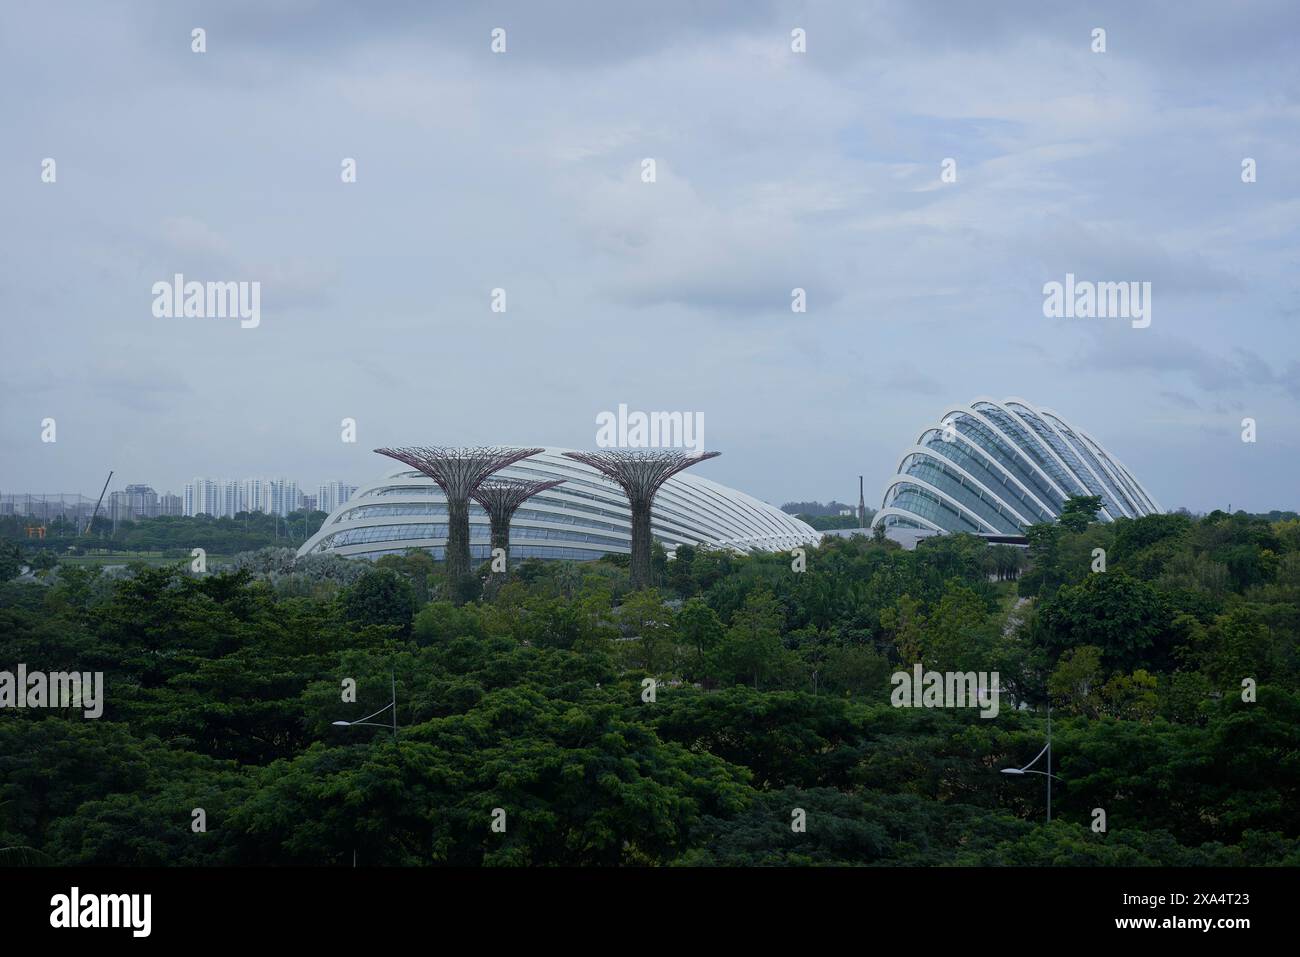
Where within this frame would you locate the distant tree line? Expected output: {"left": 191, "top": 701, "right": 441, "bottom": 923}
{"left": 0, "top": 511, "right": 326, "bottom": 559}
{"left": 781, "top": 500, "right": 859, "bottom": 517}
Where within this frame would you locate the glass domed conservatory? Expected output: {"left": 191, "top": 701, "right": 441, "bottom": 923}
{"left": 298, "top": 447, "right": 819, "bottom": 562}
{"left": 872, "top": 397, "right": 1161, "bottom": 535}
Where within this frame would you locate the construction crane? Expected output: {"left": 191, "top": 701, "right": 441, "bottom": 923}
{"left": 85, "top": 470, "right": 113, "bottom": 536}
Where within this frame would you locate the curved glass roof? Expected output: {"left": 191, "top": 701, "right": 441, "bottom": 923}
{"left": 874, "top": 398, "right": 1161, "bottom": 534}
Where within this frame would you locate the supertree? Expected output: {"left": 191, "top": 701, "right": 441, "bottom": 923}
{"left": 372, "top": 446, "right": 543, "bottom": 586}
{"left": 471, "top": 477, "right": 566, "bottom": 582}
{"left": 561, "top": 450, "right": 719, "bottom": 589}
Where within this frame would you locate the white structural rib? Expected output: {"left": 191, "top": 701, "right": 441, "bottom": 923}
{"left": 1071, "top": 424, "right": 1163, "bottom": 514}
{"left": 889, "top": 446, "right": 1035, "bottom": 528}
{"left": 974, "top": 397, "right": 1106, "bottom": 515}
{"left": 1036, "top": 409, "right": 1137, "bottom": 519}
{"left": 939, "top": 402, "right": 1075, "bottom": 509}
{"left": 1001, "top": 398, "right": 1124, "bottom": 521}
{"left": 878, "top": 474, "right": 1001, "bottom": 534}
{"left": 911, "top": 426, "right": 1059, "bottom": 522}
{"left": 872, "top": 398, "right": 1161, "bottom": 534}
{"left": 871, "top": 506, "right": 944, "bottom": 532}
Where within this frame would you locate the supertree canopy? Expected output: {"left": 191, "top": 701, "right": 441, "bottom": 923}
{"left": 373, "top": 446, "right": 543, "bottom": 588}
{"left": 471, "top": 477, "right": 566, "bottom": 581}
{"left": 561, "top": 449, "right": 719, "bottom": 588}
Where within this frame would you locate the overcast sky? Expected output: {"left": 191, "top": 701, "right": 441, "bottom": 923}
{"left": 3, "top": 0, "right": 1297, "bottom": 513}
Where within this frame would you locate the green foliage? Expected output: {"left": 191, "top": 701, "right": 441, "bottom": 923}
{"left": 1037, "top": 573, "right": 1172, "bottom": 672}
{"left": 413, "top": 601, "right": 485, "bottom": 646}
{"left": 2, "top": 510, "right": 328, "bottom": 557}
{"left": 1048, "top": 645, "right": 1104, "bottom": 717}
{"left": 1, "top": 507, "right": 1296, "bottom": 867}
{"left": 341, "top": 568, "right": 417, "bottom": 634}
{"left": 0, "top": 846, "right": 55, "bottom": 866}
{"left": 711, "top": 590, "right": 795, "bottom": 690}
{"left": 0, "top": 541, "right": 22, "bottom": 582}
{"left": 798, "top": 514, "right": 868, "bottom": 531}
{"left": 1058, "top": 494, "right": 1103, "bottom": 533}
{"left": 676, "top": 597, "right": 724, "bottom": 681}
{"left": 30, "top": 550, "right": 59, "bottom": 572}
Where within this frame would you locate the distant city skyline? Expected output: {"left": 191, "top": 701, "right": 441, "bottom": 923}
{"left": 0, "top": 478, "right": 358, "bottom": 522}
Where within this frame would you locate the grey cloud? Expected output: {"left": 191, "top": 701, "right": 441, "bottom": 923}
{"left": 1, "top": 1, "right": 1297, "bottom": 514}
{"left": 883, "top": 364, "right": 944, "bottom": 396}
{"left": 1079, "top": 331, "right": 1292, "bottom": 396}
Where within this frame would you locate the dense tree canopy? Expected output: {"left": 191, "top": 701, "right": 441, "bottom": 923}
{"left": 1, "top": 507, "right": 1297, "bottom": 866}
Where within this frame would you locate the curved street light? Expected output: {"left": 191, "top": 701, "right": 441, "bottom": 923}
{"left": 331, "top": 669, "right": 399, "bottom": 866}
{"left": 332, "top": 669, "right": 398, "bottom": 741}
{"left": 1001, "top": 705, "right": 1058, "bottom": 822}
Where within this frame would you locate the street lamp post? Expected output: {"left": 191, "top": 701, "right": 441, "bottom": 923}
{"left": 332, "top": 669, "right": 398, "bottom": 742}
{"left": 332, "top": 670, "right": 399, "bottom": 868}
{"left": 1001, "top": 704, "right": 1059, "bottom": 822}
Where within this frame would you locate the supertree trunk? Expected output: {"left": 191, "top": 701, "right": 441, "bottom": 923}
{"left": 629, "top": 501, "right": 654, "bottom": 589}
{"left": 485, "top": 517, "right": 511, "bottom": 591}
{"left": 489, "top": 517, "right": 511, "bottom": 556}
{"left": 561, "top": 450, "right": 720, "bottom": 590}
{"left": 372, "top": 447, "right": 543, "bottom": 602}
{"left": 472, "top": 478, "right": 566, "bottom": 586}
{"left": 445, "top": 497, "right": 470, "bottom": 583}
